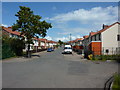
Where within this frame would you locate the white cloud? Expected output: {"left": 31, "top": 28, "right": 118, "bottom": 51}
{"left": 49, "top": 6, "right": 118, "bottom": 24}
{"left": 46, "top": 6, "right": 118, "bottom": 41}
{"left": 45, "top": 36, "right": 52, "bottom": 40}
{"left": 55, "top": 35, "right": 82, "bottom": 42}
{"left": 47, "top": 6, "right": 118, "bottom": 34}
{"left": 1, "top": 24, "right": 9, "bottom": 27}
{"left": 58, "top": 32, "right": 71, "bottom": 35}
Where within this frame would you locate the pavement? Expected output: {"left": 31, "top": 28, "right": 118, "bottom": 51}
{"left": 2, "top": 47, "right": 119, "bottom": 88}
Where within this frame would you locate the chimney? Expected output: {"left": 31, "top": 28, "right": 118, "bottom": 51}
{"left": 103, "top": 24, "right": 109, "bottom": 29}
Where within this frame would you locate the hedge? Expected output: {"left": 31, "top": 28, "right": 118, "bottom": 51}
{"left": 2, "top": 35, "right": 25, "bottom": 59}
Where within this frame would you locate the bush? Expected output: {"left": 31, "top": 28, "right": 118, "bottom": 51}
{"left": 10, "top": 38, "right": 25, "bottom": 56}
{"left": 90, "top": 55, "right": 120, "bottom": 61}
{"left": 2, "top": 35, "right": 25, "bottom": 59}
{"left": 112, "top": 74, "right": 120, "bottom": 90}
{"left": 2, "top": 36, "right": 15, "bottom": 59}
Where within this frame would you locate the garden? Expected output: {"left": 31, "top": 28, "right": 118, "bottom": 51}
{"left": 112, "top": 73, "right": 120, "bottom": 90}
{"left": 2, "top": 35, "right": 25, "bottom": 59}
{"left": 88, "top": 54, "right": 120, "bottom": 62}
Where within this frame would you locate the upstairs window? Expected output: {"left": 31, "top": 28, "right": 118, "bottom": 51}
{"left": 99, "top": 34, "right": 101, "bottom": 41}
{"left": 118, "top": 35, "right": 120, "bottom": 41}
{"left": 90, "top": 37, "right": 92, "bottom": 41}
{"left": 94, "top": 35, "right": 96, "bottom": 41}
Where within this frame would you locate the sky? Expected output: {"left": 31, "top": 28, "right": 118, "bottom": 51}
{"left": 2, "top": 2, "right": 118, "bottom": 41}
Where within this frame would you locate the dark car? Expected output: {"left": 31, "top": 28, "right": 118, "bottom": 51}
{"left": 51, "top": 47, "right": 54, "bottom": 51}
{"left": 47, "top": 48, "right": 52, "bottom": 52}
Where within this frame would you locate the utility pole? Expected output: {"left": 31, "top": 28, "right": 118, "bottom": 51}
{"left": 70, "top": 33, "right": 71, "bottom": 45}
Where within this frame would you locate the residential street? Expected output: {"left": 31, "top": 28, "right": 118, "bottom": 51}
{"left": 2, "top": 47, "right": 118, "bottom": 88}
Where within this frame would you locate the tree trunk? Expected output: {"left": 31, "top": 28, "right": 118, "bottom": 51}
{"left": 27, "top": 44, "right": 31, "bottom": 58}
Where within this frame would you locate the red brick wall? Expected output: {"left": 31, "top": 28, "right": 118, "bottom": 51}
{"left": 89, "top": 42, "right": 102, "bottom": 55}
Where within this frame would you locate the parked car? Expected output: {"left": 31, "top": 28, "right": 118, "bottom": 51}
{"left": 51, "top": 47, "right": 54, "bottom": 51}
{"left": 62, "top": 45, "right": 72, "bottom": 54}
{"left": 47, "top": 48, "right": 52, "bottom": 52}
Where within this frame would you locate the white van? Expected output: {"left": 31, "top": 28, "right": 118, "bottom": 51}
{"left": 63, "top": 45, "right": 72, "bottom": 54}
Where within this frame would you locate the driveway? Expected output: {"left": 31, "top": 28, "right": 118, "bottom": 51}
{"left": 2, "top": 47, "right": 119, "bottom": 88}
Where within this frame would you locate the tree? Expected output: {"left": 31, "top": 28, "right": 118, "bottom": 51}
{"left": 12, "top": 6, "right": 52, "bottom": 58}
{"left": 58, "top": 40, "right": 64, "bottom": 46}
{"left": 10, "top": 38, "right": 25, "bottom": 56}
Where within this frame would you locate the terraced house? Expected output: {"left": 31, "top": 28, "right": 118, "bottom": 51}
{"left": 2, "top": 26, "right": 57, "bottom": 52}
{"left": 83, "top": 22, "right": 120, "bottom": 55}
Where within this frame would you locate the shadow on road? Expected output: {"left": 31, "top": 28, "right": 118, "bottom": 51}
{"left": 23, "top": 54, "right": 40, "bottom": 58}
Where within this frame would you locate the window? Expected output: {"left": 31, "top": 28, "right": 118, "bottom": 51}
{"left": 99, "top": 34, "right": 101, "bottom": 41}
{"left": 64, "top": 47, "right": 72, "bottom": 49}
{"left": 117, "top": 35, "right": 120, "bottom": 41}
{"left": 90, "top": 37, "right": 92, "bottom": 41}
{"left": 94, "top": 35, "right": 96, "bottom": 41}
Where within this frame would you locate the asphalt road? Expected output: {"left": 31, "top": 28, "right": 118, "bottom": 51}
{"left": 2, "top": 47, "right": 119, "bottom": 88}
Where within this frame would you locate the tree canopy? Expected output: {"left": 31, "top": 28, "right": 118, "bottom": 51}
{"left": 58, "top": 40, "right": 64, "bottom": 45}
{"left": 12, "top": 6, "right": 52, "bottom": 44}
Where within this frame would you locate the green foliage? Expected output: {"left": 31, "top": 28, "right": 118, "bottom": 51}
{"left": 12, "top": 6, "right": 52, "bottom": 58}
{"left": 2, "top": 35, "right": 25, "bottom": 59}
{"left": 112, "top": 74, "right": 120, "bottom": 90}
{"left": 12, "top": 6, "right": 52, "bottom": 44}
{"left": 10, "top": 38, "right": 25, "bottom": 56}
{"left": 90, "top": 54, "right": 120, "bottom": 61}
{"left": 58, "top": 40, "right": 64, "bottom": 45}
{"left": 2, "top": 35, "right": 15, "bottom": 59}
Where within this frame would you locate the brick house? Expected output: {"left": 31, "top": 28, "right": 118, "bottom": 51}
{"left": 46, "top": 40, "right": 57, "bottom": 48}
{"left": 2, "top": 26, "right": 21, "bottom": 38}
{"left": 2, "top": 26, "right": 58, "bottom": 52}
{"left": 38, "top": 38, "right": 47, "bottom": 49}
{"left": 82, "top": 22, "right": 120, "bottom": 55}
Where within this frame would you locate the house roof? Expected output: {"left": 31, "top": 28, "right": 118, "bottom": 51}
{"left": 75, "top": 38, "right": 83, "bottom": 41}
{"left": 38, "top": 38, "right": 47, "bottom": 42}
{"left": 46, "top": 40, "right": 57, "bottom": 43}
{"left": 83, "top": 35, "right": 89, "bottom": 39}
{"left": 94, "top": 22, "right": 120, "bottom": 36}
{"left": 2, "top": 26, "right": 57, "bottom": 43}
{"left": 82, "top": 22, "right": 120, "bottom": 40}
{"left": 2, "top": 26, "right": 21, "bottom": 36}
{"left": 89, "top": 32, "right": 97, "bottom": 36}
{"left": 34, "top": 37, "right": 39, "bottom": 40}
{"left": 67, "top": 38, "right": 83, "bottom": 43}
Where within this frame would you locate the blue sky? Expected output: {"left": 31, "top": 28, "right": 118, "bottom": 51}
{"left": 2, "top": 2, "right": 118, "bottom": 41}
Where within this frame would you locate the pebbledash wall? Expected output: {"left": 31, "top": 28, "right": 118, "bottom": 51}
{"left": 101, "top": 22, "right": 120, "bottom": 55}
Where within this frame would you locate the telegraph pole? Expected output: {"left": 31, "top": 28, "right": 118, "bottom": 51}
{"left": 70, "top": 33, "right": 71, "bottom": 45}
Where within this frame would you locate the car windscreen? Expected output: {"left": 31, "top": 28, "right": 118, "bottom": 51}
{"left": 64, "top": 47, "right": 72, "bottom": 49}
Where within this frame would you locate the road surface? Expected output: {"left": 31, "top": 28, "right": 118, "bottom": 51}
{"left": 2, "top": 47, "right": 119, "bottom": 88}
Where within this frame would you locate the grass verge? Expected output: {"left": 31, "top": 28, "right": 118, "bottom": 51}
{"left": 112, "top": 73, "right": 120, "bottom": 90}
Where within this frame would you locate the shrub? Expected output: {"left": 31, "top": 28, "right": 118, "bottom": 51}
{"left": 2, "top": 35, "right": 25, "bottom": 59}
{"left": 10, "top": 38, "right": 25, "bottom": 56}
{"left": 2, "top": 36, "right": 15, "bottom": 59}
{"left": 91, "top": 55, "right": 120, "bottom": 61}
{"left": 112, "top": 74, "right": 120, "bottom": 90}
